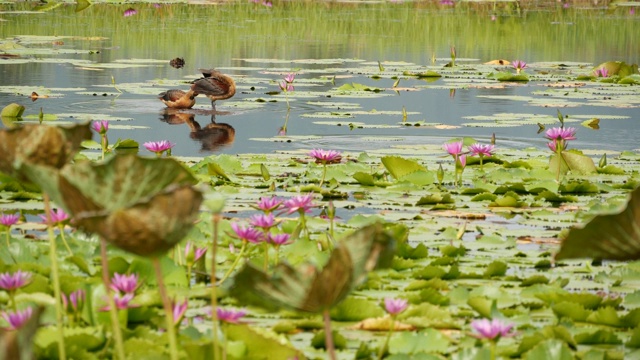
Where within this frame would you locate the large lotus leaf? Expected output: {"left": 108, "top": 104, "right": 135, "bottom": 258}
{"left": 224, "top": 323, "right": 306, "bottom": 360}
{"left": 381, "top": 156, "right": 427, "bottom": 180}
{"left": 22, "top": 154, "right": 198, "bottom": 214}
{"left": 555, "top": 186, "right": 640, "bottom": 261}
{"left": 549, "top": 151, "right": 597, "bottom": 176}
{"left": 0, "top": 123, "right": 91, "bottom": 182}
{"left": 74, "top": 185, "right": 202, "bottom": 256}
{"left": 229, "top": 223, "right": 396, "bottom": 313}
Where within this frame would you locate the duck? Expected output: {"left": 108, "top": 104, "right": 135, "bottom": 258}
{"left": 191, "top": 68, "right": 236, "bottom": 109}
{"left": 158, "top": 89, "right": 197, "bottom": 109}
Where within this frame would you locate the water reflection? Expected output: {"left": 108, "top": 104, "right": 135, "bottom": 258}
{"left": 160, "top": 110, "right": 235, "bottom": 152}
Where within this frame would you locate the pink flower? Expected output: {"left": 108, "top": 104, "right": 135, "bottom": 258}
{"left": 457, "top": 154, "right": 467, "bottom": 168}
{"left": 39, "top": 208, "right": 69, "bottom": 225}
{"left": 268, "top": 233, "right": 291, "bottom": 246}
{"left": 309, "top": 149, "right": 342, "bottom": 164}
{"left": 144, "top": 140, "right": 175, "bottom": 154}
{"left": 173, "top": 299, "right": 188, "bottom": 325}
{"left": 594, "top": 67, "right": 609, "bottom": 78}
{"left": 62, "top": 289, "right": 85, "bottom": 312}
{"left": 185, "top": 241, "right": 207, "bottom": 263}
{"left": 0, "top": 213, "right": 19, "bottom": 227}
{"left": 284, "top": 73, "right": 296, "bottom": 83}
{"left": 279, "top": 81, "right": 294, "bottom": 92}
{"left": 123, "top": 8, "right": 137, "bottom": 16}
{"left": 2, "top": 307, "right": 33, "bottom": 330}
{"left": 111, "top": 273, "right": 139, "bottom": 294}
{"left": 512, "top": 60, "right": 527, "bottom": 72}
{"left": 216, "top": 307, "right": 247, "bottom": 323}
{"left": 255, "top": 197, "right": 283, "bottom": 213}
{"left": 100, "top": 293, "right": 137, "bottom": 311}
{"left": 440, "top": 0, "right": 454, "bottom": 5}
{"left": 468, "top": 143, "right": 495, "bottom": 158}
{"left": 230, "top": 223, "right": 264, "bottom": 244}
{"left": 442, "top": 141, "right": 463, "bottom": 156}
{"left": 92, "top": 120, "right": 109, "bottom": 134}
{"left": 250, "top": 213, "right": 277, "bottom": 229}
{"left": 470, "top": 318, "right": 516, "bottom": 340}
{"left": 545, "top": 127, "right": 576, "bottom": 141}
{"left": 0, "top": 271, "right": 32, "bottom": 291}
{"left": 547, "top": 141, "right": 557, "bottom": 152}
{"left": 384, "top": 298, "right": 408, "bottom": 315}
{"left": 282, "top": 194, "right": 315, "bottom": 215}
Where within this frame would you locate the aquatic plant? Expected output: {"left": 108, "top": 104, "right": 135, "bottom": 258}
{"left": 2, "top": 307, "right": 33, "bottom": 330}
{"left": 512, "top": 60, "right": 527, "bottom": 74}
{"left": 377, "top": 298, "right": 408, "bottom": 359}
{"left": 92, "top": 120, "right": 109, "bottom": 160}
{"left": 0, "top": 213, "right": 19, "bottom": 247}
{"left": 279, "top": 72, "right": 295, "bottom": 109}
{"left": 309, "top": 149, "right": 342, "bottom": 187}
{"left": 144, "top": 140, "right": 175, "bottom": 157}
{"left": 468, "top": 143, "right": 495, "bottom": 170}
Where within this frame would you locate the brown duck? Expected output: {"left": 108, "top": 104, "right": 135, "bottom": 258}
{"left": 158, "top": 69, "right": 236, "bottom": 109}
{"left": 158, "top": 89, "right": 197, "bottom": 109}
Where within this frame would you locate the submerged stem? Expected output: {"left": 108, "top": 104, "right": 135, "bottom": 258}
{"left": 153, "top": 257, "right": 179, "bottom": 360}
{"left": 322, "top": 309, "right": 337, "bottom": 360}
{"left": 44, "top": 194, "right": 67, "bottom": 360}
{"left": 211, "top": 213, "right": 220, "bottom": 360}
{"left": 100, "top": 239, "right": 126, "bottom": 360}
{"left": 218, "top": 240, "right": 247, "bottom": 285}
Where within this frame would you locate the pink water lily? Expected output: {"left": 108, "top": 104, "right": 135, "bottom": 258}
{"left": 92, "top": 120, "right": 109, "bottom": 134}
{"left": 283, "top": 73, "right": 296, "bottom": 83}
{"left": 468, "top": 143, "right": 495, "bottom": 158}
{"left": 0, "top": 213, "right": 19, "bottom": 227}
{"left": 110, "top": 273, "right": 139, "bottom": 294}
{"left": 173, "top": 299, "right": 188, "bottom": 325}
{"left": 123, "top": 8, "right": 137, "bottom": 16}
{"left": 470, "top": 318, "right": 516, "bottom": 340}
{"left": 62, "top": 289, "right": 86, "bottom": 312}
{"left": 512, "top": 60, "right": 527, "bottom": 73}
{"left": 255, "top": 197, "right": 283, "bottom": 213}
{"left": 384, "top": 298, "right": 408, "bottom": 315}
{"left": 545, "top": 127, "right": 576, "bottom": 142}
{"left": 216, "top": 307, "right": 247, "bottom": 323}
{"left": 185, "top": 241, "right": 207, "bottom": 263}
{"left": 594, "top": 67, "right": 609, "bottom": 78}
{"left": 279, "top": 81, "right": 294, "bottom": 92}
{"left": 39, "top": 208, "right": 70, "bottom": 225}
{"left": 268, "top": 233, "right": 291, "bottom": 246}
{"left": 144, "top": 140, "right": 175, "bottom": 155}
{"left": 100, "top": 293, "right": 137, "bottom": 311}
{"left": 282, "top": 194, "right": 315, "bottom": 215}
{"left": 309, "top": 149, "right": 342, "bottom": 164}
{"left": 230, "top": 223, "right": 264, "bottom": 244}
{"left": 442, "top": 141, "right": 463, "bottom": 157}
{"left": 250, "top": 213, "right": 277, "bottom": 229}
{"left": 2, "top": 307, "right": 33, "bottom": 330}
{"left": 0, "top": 271, "right": 32, "bottom": 291}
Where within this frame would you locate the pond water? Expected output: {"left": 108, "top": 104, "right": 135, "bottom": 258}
{"left": 1, "top": 1, "right": 639, "bottom": 157}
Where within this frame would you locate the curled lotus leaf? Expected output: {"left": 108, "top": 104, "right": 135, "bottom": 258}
{"left": 21, "top": 154, "right": 202, "bottom": 257}
{"left": 0, "top": 123, "right": 91, "bottom": 182}
{"left": 229, "top": 222, "right": 396, "bottom": 313}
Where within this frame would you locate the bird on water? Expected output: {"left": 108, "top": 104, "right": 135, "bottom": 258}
{"left": 158, "top": 69, "right": 236, "bottom": 110}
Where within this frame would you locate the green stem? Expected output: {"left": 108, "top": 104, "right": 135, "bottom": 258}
{"left": 58, "top": 224, "right": 73, "bottom": 256}
{"left": 153, "top": 257, "right": 179, "bottom": 360}
{"left": 100, "top": 239, "right": 126, "bottom": 360}
{"left": 274, "top": 246, "right": 280, "bottom": 266}
{"left": 322, "top": 309, "right": 337, "bottom": 360}
{"left": 218, "top": 240, "right": 247, "bottom": 285}
{"left": 211, "top": 214, "right": 220, "bottom": 360}
{"left": 5, "top": 229, "right": 10, "bottom": 248}
{"left": 490, "top": 340, "right": 497, "bottom": 360}
{"left": 319, "top": 164, "right": 327, "bottom": 188}
{"left": 44, "top": 194, "right": 67, "bottom": 360}
{"left": 186, "top": 265, "right": 192, "bottom": 288}
{"left": 263, "top": 241, "right": 269, "bottom": 272}
{"left": 101, "top": 134, "right": 107, "bottom": 161}
{"left": 222, "top": 323, "right": 228, "bottom": 360}
{"left": 377, "top": 316, "right": 396, "bottom": 360}
{"left": 9, "top": 293, "right": 17, "bottom": 312}
{"left": 299, "top": 212, "right": 309, "bottom": 240}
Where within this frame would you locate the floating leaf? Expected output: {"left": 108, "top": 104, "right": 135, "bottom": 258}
{"left": 1, "top": 103, "right": 25, "bottom": 118}
{"left": 555, "top": 186, "right": 640, "bottom": 261}
{"left": 549, "top": 151, "right": 597, "bottom": 176}
{"left": 381, "top": 156, "right": 427, "bottom": 180}
{"left": 225, "top": 323, "right": 306, "bottom": 360}
{"left": 524, "top": 339, "right": 574, "bottom": 360}
{"left": 229, "top": 223, "right": 396, "bottom": 313}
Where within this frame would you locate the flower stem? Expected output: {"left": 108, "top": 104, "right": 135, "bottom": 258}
{"left": 490, "top": 340, "right": 497, "bottom": 360}
{"left": 263, "top": 241, "right": 269, "bottom": 272}
{"left": 322, "top": 308, "right": 337, "bottom": 360}
{"left": 211, "top": 213, "right": 221, "bottom": 360}
{"left": 218, "top": 240, "right": 247, "bottom": 285}
{"left": 44, "top": 194, "right": 67, "bottom": 360}
{"left": 58, "top": 225, "right": 73, "bottom": 256}
{"left": 377, "top": 316, "right": 395, "bottom": 360}
{"left": 186, "top": 265, "right": 193, "bottom": 288}
{"left": 319, "top": 164, "right": 327, "bottom": 188}
{"left": 153, "top": 257, "right": 179, "bottom": 360}
{"left": 100, "top": 238, "right": 125, "bottom": 360}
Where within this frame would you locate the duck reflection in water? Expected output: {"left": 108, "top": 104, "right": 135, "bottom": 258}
{"left": 160, "top": 109, "right": 235, "bottom": 152}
